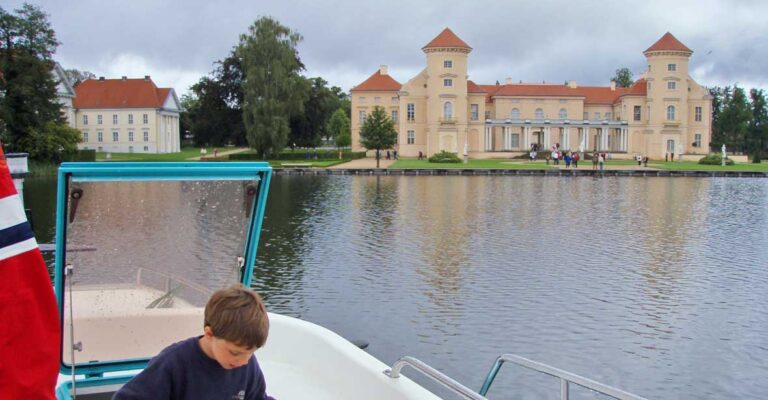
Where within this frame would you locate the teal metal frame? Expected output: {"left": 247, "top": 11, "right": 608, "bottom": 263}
{"left": 53, "top": 162, "right": 272, "bottom": 381}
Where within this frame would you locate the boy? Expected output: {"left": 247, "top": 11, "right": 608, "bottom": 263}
{"left": 113, "top": 285, "right": 274, "bottom": 400}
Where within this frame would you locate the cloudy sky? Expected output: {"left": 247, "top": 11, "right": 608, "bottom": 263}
{"left": 7, "top": 0, "right": 768, "bottom": 96}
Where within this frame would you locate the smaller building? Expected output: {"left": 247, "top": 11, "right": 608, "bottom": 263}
{"left": 53, "top": 63, "right": 76, "bottom": 127}
{"left": 73, "top": 76, "right": 181, "bottom": 153}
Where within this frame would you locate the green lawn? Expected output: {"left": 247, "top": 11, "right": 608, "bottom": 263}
{"left": 390, "top": 158, "right": 556, "bottom": 169}
{"left": 95, "top": 147, "right": 248, "bottom": 161}
{"left": 648, "top": 161, "right": 768, "bottom": 171}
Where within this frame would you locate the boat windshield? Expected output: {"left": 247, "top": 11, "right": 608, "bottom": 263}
{"left": 62, "top": 178, "right": 257, "bottom": 365}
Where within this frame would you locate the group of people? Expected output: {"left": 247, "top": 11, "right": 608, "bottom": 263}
{"left": 547, "top": 150, "right": 580, "bottom": 168}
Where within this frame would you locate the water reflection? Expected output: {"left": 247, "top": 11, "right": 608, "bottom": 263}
{"left": 25, "top": 174, "right": 768, "bottom": 399}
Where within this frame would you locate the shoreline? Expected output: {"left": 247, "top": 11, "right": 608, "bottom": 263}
{"left": 273, "top": 168, "right": 768, "bottom": 177}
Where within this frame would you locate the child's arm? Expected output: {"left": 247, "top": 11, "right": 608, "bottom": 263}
{"left": 112, "top": 357, "right": 173, "bottom": 400}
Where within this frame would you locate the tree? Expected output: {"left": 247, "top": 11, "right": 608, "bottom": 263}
{"left": 238, "top": 17, "right": 308, "bottom": 158}
{"left": 359, "top": 106, "right": 396, "bottom": 168}
{"left": 612, "top": 67, "right": 633, "bottom": 88}
{"left": 709, "top": 86, "right": 729, "bottom": 151}
{"left": 717, "top": 86, "right": 751, "bottom": 153}
{"left": 748, "top": 89, "right": 768, "bottom": 162}
{"left": 0, "top": 3, "right": 64, "bottom": 157}
{"left": 328, "top": 108, "right": 350, "bottom": 150}
{"left": 186, "top": 53, "right": 247, "bottom": 146}
{"left": 17, "top": 121, "right": 80, "bottom": 162}
{"left": 64, "top": 68, "right": 95, "bottom": 86}
{"left": 289, "top": 77, "right": 335, "bottom": 148}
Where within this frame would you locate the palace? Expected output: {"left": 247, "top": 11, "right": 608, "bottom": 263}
{"left": 350, "top": 28, "right": 712, "bottom": 160}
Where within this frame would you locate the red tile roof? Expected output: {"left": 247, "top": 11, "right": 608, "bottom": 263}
{"left": 74, "top": 78, "right": 172, "bottom": 109}
{"left": 644, "top": 32, "right": 692, "bottom": 54}
{"left": 351, "top": 70, "right": 401, "bottom": 92}
{"left": 422, "top": 28, "right": 471, "bottom": 51}
{"left": 476, "top": 80, "right": 648, "bottom": 105}
{"left": 467, "top": 80, "right": 485, "bottom": 93}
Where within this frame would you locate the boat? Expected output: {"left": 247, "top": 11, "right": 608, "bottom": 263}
{"left": 52, "top": 162, "right": 646, "bottom": 399}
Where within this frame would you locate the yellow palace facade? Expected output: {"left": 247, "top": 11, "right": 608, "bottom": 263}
{"left": 350, "top": 28, "right": 712, "bottom": 160}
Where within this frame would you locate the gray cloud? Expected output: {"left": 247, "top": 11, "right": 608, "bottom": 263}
{"left": 7, "top": 0, "right": 768, "bottom": 94}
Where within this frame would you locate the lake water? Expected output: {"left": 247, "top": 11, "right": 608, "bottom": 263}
{"left": 26, "top": 174, "right": 768, "bottom": 399}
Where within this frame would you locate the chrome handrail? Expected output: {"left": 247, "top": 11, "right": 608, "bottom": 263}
{"left": 479, "top": 354, "right": 647, "bottom": 400}
{"left": 136, "top": 267, "right": 212, "bottom": 297}
{"left": 384, "top": 356, "right": 486, "bottom": 400}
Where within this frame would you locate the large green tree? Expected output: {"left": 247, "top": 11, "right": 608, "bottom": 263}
{"left": 327, "top": 108, "right": 350, "bottom": 150}
{"left": 186, "top": 53, "right": 246, "bottom": 146}
{"left": 611, "top": 67, "right": 634, "bottom": 88}
{"left": 709, "top": 86, "right": 728, "bottom": 151}
{"left": 748, "top": 89, "right": 768, "bottom": 162}
{"left": 0, "top": 3, "right": 68, "bottom": 157}
{"left": 359, "top": 106, "right": 396, "bottom": 168}
{"left": 717, "top": 86, "right": 751, "bottom": 153}
{"left": 238, "top": 17, "right": 308, "bottom": 158}
{"left": 289, "top": 77, "right": 334, "bottom": 148}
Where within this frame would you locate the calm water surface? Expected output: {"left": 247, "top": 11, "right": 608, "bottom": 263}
{"left": 27, "top": 175, "right": 768, "bottom": 399}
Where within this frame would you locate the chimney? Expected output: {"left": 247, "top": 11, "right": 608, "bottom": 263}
{"left": 122, "top": 76, "right": 127, "bottom": 80}
{"left": 505, "top": 77, "right": 513, "bottom": 84}
{"left": 568, "top": 80, "right": 577, "bottom": 89}
{"left": 98, "top": 76, "right": 105, "bottom": 81}
{"left": 379, "top": 65, "right": 388, "bottom": 75}
{"left": 144, "top": 75, "right": 151, "bottom": 81}
{"left": 610, "top": 80, "right": 616, "bottom": 91}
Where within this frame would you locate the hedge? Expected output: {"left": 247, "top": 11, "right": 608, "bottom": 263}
{"left": 65, "top": 149, "right": 96, "bottom": 162}
{"left": 428, "top": 150, "right": 462, "bottom": 163}
{"left": 698, "top": 153, "right": 734, "bottom": 165}
{"left": 229, "top": 150, "right": 366, "bottom": 161}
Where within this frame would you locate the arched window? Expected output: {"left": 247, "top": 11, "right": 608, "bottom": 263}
{"left": 559, "top": 108, "right": 567, "bottom": 119}
{"left": 535, "top": 108, "right": 544, "bottom": 119}
{"left": 511, "top": 108, "right": 520, "bottom": 119}
{"left": 667, "top": 105, "right": 676, "bottom": 121}
{"left": 444, "top": 102, "right": 453, "bottom": 119}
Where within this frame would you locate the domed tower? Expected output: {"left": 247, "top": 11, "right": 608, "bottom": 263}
{"left": 643, "top": 32, "right": 695, "bottom": 157}
{"left": 422, "top": 28, "right": 471, "bottom": 154}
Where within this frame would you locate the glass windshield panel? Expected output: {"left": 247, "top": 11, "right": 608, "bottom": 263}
{"left": 62, "top": 179, "right": 256, "bottom": 366}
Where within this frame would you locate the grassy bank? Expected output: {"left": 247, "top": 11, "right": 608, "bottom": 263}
{"left": 391, "top": 158, "right": 556, "bottom": 169}
{"left": 648, "top": 161, "right": 768, "bottom": 171}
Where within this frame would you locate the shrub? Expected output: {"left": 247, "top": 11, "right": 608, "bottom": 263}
{"left": 428, "top": 150, "right": 462, "bottom": 163}
{"left": 698, "top": 153, "right": 734, "bottom": 165}
{"left": 65, "top": 149, "right": 96, "bottom": 162}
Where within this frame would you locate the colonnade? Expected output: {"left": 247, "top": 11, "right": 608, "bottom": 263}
{"left": 483, "top": 124, "right": 628, "bottom": 152}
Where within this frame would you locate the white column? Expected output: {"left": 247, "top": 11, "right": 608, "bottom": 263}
{"left": 524, "top": 126, "right": 530, "bottom": 150}
{"left": 484, "top": 126, "right": 490, "bottom": 151}
{"left": 623, "top": 128, "right": 628, "bottom": 152}
{"left": 564, "top": 127, "right": 570, "bottom": 150}
{"left": 544, "top": 126, "right": 550, "bottom": 149}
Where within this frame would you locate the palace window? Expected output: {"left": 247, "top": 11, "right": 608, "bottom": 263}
{"left": 667, "top": 81, "right": 676, "bottom": 90}
{"left": 374, "top": 97, "right": 380, "bottom": 103}
{"left": 359, "top": 97, "right": 366, "bottom": 103}
{"left": 82, "top": 132, "right": 88, "bottom": 142}
{"left": 83, "top": 115, "right": 88, "bottom": 125}
{"left": 143, "top": 114, "right": 149, "bottom": 124}
{"left": 471, "top": 104, "right": 479, "bottom": 121}
{"left": 559, "top": 108, "right": 567, "bottom": 119}
{"left": 511, "top": 134, "right": 520, "bottom": 148}
{"left": 667, "top": 105, "right": 676, "bottom": 121}
{"left": 97, "top": 115, "right": 103, "bottom": 125}
{"left": 391, "top": 110, "right": 398, "bottom": 123}
{"left": 511, "top": 108, "right": 520, "bottom": 119}
{"left": 668, "top": 63, "right": 677, "bottom": 71}
{"left": 359, "top": 111, "right": 366, "bottom": 123}
{"left": 634, "top": 106, "right": 641, "bottom": 121}
{"left": 112, "top": 131, "right": 118, "bottom": 142}
{"left": 143, "top": 146, "right": 149, "bottom": 151}
{"left": 535, "top": 108, "right": 544, "bottom": 119}
{"left": 444, "top": 79, "right": 453, "bottom": 87}
{"left": 407, "top": 103, "right": 415, "bottom": 121}
{"left": 694, "top": 133, "right": 702, "bottom": 147}
{"left": 97, "top": 132, "right": 103, "bottom": 142}
{"left": 444, "top": 60, "right": 452, "bottom": 68}
{"left": 407, "top": 130, "right": 415, "bottom": 144}
{"left": 113, "top": 114, "right": 118, "bottom": 124}
{"left": 443, "top": 102, "right": 453, "bottom": 119}
{"left": 129, "top": 146, "right": 133, "bottom": 153}
{"left": 605, "top": 112, "right": 612, "bottom": 120}
{"left": 391, "top": 96, "right": 398, "bottom": 104}
{"left": 128, "top": 131, "right": 134, "bottom": 142}
{"left": 695, "top": 106, "right": 702, "bottom": 122}
{"left": 143, "top": 131, "right": 149, "bottom": 142}
{"left": 485, "top": 111, "right": 491, "bottom": 120}
{"left": 594, "top": 112, "right": 601, "bottom": 120}
{"left": 128, "top": 114, "right": 134, "bottom": 124}
{"left": 583, "top": 112, "right": 588, "bottom": 120}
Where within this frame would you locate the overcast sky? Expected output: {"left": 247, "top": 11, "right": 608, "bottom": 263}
{"left": 7, "top": 0, "right": 768, "bottom": 96}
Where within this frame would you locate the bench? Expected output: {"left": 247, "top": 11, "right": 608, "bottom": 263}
{"left": 281, "top": 163, "right": 312, "bottom": 168}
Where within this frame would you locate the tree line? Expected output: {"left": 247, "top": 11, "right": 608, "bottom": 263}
{"left": 710, "top": 86, "right": 767, "bottom": 162}
{"left": 182, "top": 17, "right": 351, "bottom": 158}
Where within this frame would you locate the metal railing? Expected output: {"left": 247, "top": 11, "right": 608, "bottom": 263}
{"left": 384, "top": 356, "right": 487, "bottom": 400}
{"left": 136, "top": 267, "right": 212, "bottom": 297}
{"left": 479, "top": 354, "right": 648, "bottom": 400}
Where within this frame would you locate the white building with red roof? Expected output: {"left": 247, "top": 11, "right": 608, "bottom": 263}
{"left": 73, "top": 76, "right": 181, "bottom": 153}
{"left": 351, "top": 29, "right": 712, "bottom": 160}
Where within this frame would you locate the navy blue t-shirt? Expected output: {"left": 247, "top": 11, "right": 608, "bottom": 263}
{"left": 113, "top": 336, "right": 274, "bottom": 400}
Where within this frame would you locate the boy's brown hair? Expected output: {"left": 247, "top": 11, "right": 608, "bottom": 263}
{"left": 204, "top": 284, "right": 269, "bottom": 349}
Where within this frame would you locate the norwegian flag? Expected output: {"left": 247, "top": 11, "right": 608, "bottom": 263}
{"left": 0, "top": 145, "right": 60, "bottom": 399}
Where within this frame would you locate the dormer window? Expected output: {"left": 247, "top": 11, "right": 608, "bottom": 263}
{"left": 444, "top": 60, "right": 452, "bottom": 68}
{"left": 668, "top": 63, "right": 676, "bottom": 72}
